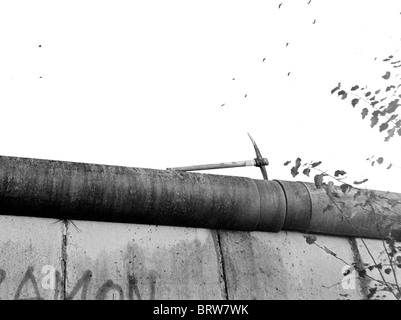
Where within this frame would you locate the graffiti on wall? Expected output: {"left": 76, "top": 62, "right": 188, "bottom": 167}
{"left": 0, "top": 266, "right": 157, "bottom": 300}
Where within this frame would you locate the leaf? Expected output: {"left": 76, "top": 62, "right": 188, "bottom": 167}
{"left": 386, "top": 85, "right": 395, "bottom": 92}
{"left": 387, "top": 114, "right": 398, "bottom": 123}
{"left": 331, "top": 82, "right": 341, "bottom": 94}
{"left": 340, "top": 183, "right": 351, "bottom": 194}
{"left": 398, "top": 128, "right": 401, "bottom": 136}
{"left": 353, "top": 189, "right": 363, "bottom": 200}
{"left": 291, "top": 158, "right": 302, "bottom": 177}
{"left": 302, "top": 168, "right": 311, "bottom": 177}
{"left": 304, "top": 234, "right": 317, "bottom": 245}
{"left": 370, "top": 116, "right": 379, "bottom": 128}
{"left": 314, "top": 174, "right": 324, "bottom": 188}
{"left": 338, "top": 90, "right": 347, "bottom": 100}
{"left": 384, "top": 268, "right": 392, "bottom": 275}
{"left": 361, "top": 108, "right": 368, "bottom": 119}
{"left": 367, "top": 287, "right": 377, "bottom": 299}
{"left": 370, "top": 111, "right": 379, "bottom": 128}
{"left": 379, "top": 122, "right": 389, "bottom": 132}
{"left": 386, "top": 237, "right": 395, "bottom": 247}
{"left": 376, "top": 157, "right": 384, "bottom": 164}
{"left": 375, "top": 89, "right": 381, "bottom": 94}
{"left": 382, "top": 71, "right": 391, "bottom": 80}
{"left": 284, "top": 160, "right": 291, "bottom": 166}
{"left": 354, "top": 179, "right": 368, "bottom": 185}
{"left": 365, "top": 91, "right": 371, "bottom": 97}
{"left": 334, "top": 170, "right": 347, "bottom": 177}
{"left": 326, "top": 181, "right": 334, "bottom": 193}
{"left": 323, "top": 204, "right": 334, "bottom": 213}
{"left": 385, "top": 127, "right": 396, "bottom": 142}
{"left": 368, "top": 263, "right": 382, "bottom": 271}
{"left": 351, "top": 98, "right": 359, "bottom": 107}
{"left": 385, "top": 99, "right": 400, "bottom": 114}
{"left": 350, "top": 85, "right": 359, "bottom": 91}
{"left": 311, "top": 161, "right": 322, "bottom": 168}
{"left": 358, "top": 269, "right": 366, "bottom": 278}
{"left": 387, "top": 163, "right": 393, "bottom": 170}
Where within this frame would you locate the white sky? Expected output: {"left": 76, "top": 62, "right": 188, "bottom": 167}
{"left": 1, "top": 0, "right": 401, "bottom": 192}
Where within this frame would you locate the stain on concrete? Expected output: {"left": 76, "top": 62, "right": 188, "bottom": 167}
{"left": 64, "top": 222, "right": 223, "bottom": 300}
{"left": 220, "top": 230, "right": 363, "bottom": 299}
{"left": 348, "top": 238, "right": 370, "bottom": 299}
{"left": 0, "top": 269, "right": 5, "bottom": 288}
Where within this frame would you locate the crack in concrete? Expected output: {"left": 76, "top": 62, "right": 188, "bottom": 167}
{"left": 348, "top": 237, "right": 370, "bottom": 299}
{"left": 212, "top": 230, "right": 229, "bottom": 300}
{"left": 61, "top": 220, "right": 69, "bottom": 300}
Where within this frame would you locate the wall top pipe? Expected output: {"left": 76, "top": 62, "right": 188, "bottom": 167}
{"left": 0, "top": 155, "right": 400, "bottom": 240}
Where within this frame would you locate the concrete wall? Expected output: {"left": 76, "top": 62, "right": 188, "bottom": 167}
{"left": 0, "top": 214, "right": 396, "bottom": 300}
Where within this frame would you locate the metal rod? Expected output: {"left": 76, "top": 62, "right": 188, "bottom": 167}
{"left": 167, "top": 159, "right": 257, "bottom": 172}
{"left": 167, "top": 133, "right": 269, "bottom": 179}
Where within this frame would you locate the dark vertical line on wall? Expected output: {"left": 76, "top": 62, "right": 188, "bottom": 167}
{"left": 61, "top": 220, "right": 69, "bottom": 300}
{"left": 212, "top": 230, "right": 229, "bottom": 300}
{"left": 348, "top": 237, "right": 369, "bottom": 299}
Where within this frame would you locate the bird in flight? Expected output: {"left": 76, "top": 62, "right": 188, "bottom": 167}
{"left": 286, "top": 42, "right": 289, "bottom": 47}
{"left": 262, "top": 58, "right": 266, "bottom": 62}
{"left": 244, "top": 94, "right": 247, "bottom": 98}
{"left": 221, "top": 103, "right": 225, "bottom": 107}
{"left": 278, "top": 3, "right": 282, "bottom": 8}
{"left": 312, "top": 19, "right": 316, "bottom": 24}
{"left": 307, "top": 0, "right": 311, "bottom": 4}
{"left": 232, "top": 78, "right": 235, "bottom": 80}
{"left": 287, "top": 72, "right": 291, "bottom": 76}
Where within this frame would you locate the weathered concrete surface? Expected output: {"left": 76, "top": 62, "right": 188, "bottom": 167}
{"left": 65, "top": 221, "right": 225, "bottom": 300}
{"left": 219, "top": 230, "right": 363, "bottom": 300}
{"left": 0, "top": 213, "right": 391, "bottom": 300}
{"left": 0, "top": 215, "right": 63, "bottom": 300}
{"left": 356, "top": 238, "right": 401, "bottom": 300}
